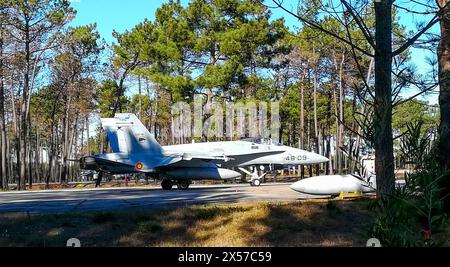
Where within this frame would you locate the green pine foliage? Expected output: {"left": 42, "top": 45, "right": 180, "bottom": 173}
{"left": 370, "top": 122, "right": 449, "bottom": 247}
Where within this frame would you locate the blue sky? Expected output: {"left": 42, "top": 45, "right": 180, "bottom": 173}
{"left": 69, "top": 0, "right": 169, "bottom": 43}
{"left": 69, "top": 0, "right": 439, "bottom": 104}
{"left": 68, "top": 0, "right": 299, "bottom": 43}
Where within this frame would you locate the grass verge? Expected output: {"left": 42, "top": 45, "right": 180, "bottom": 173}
{"left": 0, "top": 200, "right": 373, "bottom": 247}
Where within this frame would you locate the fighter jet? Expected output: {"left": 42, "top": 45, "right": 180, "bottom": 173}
{"left": 80, "top": 113, "right": 329, "bottom": 190}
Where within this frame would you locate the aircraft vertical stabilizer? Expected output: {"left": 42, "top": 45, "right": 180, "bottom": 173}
{"left": 101, "top": 118, "right": 121, "bottom": 153}
{"left": 101, "top": 114, "right": 163, "bottom": 155}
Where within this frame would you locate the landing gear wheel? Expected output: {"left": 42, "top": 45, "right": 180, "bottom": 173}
{"left": 251, "top": 179, "right": 261, "bottom": 187}
{"left": 177, "top": 180, "right": 190, "bottom": 190}
{"left": 161, "top": 180, "right": 173, "bottom": 190}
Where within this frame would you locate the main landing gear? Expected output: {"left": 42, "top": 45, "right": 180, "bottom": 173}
{"left": 177, "top": 180, "right": 190, "bottom": 190}
{"left": 161, "top": 180, "right": 191, "bottom": 191}
{"left": 161, "top": 180, "right": 173, "bottom": 190}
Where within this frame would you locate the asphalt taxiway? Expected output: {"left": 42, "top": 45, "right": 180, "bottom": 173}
{"left": 0, "top": 183, "right": 321, "bottom": 214}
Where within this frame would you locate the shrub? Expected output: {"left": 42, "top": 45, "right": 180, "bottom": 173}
{"left": 370, "top": 121, "right": 449, "bottom": 247}
{"left": 370, "top": 159, "right": 450, "bottom": 247}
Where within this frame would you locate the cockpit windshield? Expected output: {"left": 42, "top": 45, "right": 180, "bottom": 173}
{"left": 242, "top": 137, "right": 283, "bottom": 146}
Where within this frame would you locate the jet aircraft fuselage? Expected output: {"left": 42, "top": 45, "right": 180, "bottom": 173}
{"left": 81, "top": 114, "right": 329, "bottom": 190}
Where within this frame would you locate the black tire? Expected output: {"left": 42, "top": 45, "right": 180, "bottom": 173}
{"left": 161, "top": 180, "right": 173, "bottom": 190}
{"left": 177, "top": 180, "right": 190, "bottom": 190}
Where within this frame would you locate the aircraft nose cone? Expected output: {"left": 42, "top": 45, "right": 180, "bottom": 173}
{"left": 288, "top": 147, "right": 329, "bottom": 164}
{"left": 306, "top": 152, "right": 329, "bottom": 164}
{"left": 290, "top": 180, "right": 306, "bottom": 193}
{"left": 318, "top": 155, "right": 329, "bottom": 163}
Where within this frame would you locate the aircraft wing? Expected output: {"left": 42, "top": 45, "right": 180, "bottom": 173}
{"left": 83, "top": 150, "right": 285, "bottom": 174}
{"left": 130, "top": 153, "right": 229, "bottom": 172}
{"left": 156, "top": 153, "right": 228, "bottom": 169}
{"left": 81, "top": 154, "right": 183, "bottom": 174}
{"left": 81, "top": 156, "right": 136, "bottom": 174}
{"left": 83, "top": 153, "right": 224, "bottom": 173}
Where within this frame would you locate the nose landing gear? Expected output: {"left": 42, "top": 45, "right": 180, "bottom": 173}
{"left": 251, "top": 179, "right": 261, "bottom": 187}
{"left": 238, "top": 166, "right": 267, "bottom": 187}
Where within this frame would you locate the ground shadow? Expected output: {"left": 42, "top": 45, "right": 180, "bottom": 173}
{"left": 239, "top": 200, "right": 374, "bottom": 247}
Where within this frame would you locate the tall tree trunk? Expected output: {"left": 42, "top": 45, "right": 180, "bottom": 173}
{"left": 338, "top": 53, "right": 345, "bottom": 173}
{"left": 19, "top": 20, "right": 31, "bottom": 191}
{"left": 0, "top": 23, "right": 8, "bottom": 190}
{"left": 80, "top": 117, "right": 85, "bottom": 157}
{"left": 7, "top": 139, "right": 12, "bottom": 186}
{"left": 354, "top": 59, "right": 374, "bottom": 174}
{"left": 10, "top": 72, "right": 19, "bottom": 186}
{"left": 437, "top": 0, "right": 450, "bottom": 210}
{"left": 86, "top": 116, "right": 90, "bottom": 155}
{"left": 154, "top": 88, "right": 159, "bottom": 140}
{"left": 138, "top": 76, "right": 142, "bottom": 120}
{"left": 61, "top": 95, "right": 72, "bottom": 184}
{"left": 47, "top": 130, "right": 54, "bottom": 186}
{"left": 27, "top": 128, "right": 32, "bottom": 188}
{"left": 349, "top": 91, "right": 357, "bottom": 173}
{"left": 327, "top": 91, "right": 333, "bottom": 175}
{"left": 45, "top": 83, "right": 64, "bottom": 186}
{"left": 299, "top": 73, "right": 305, "bottom": 179}
{"left": 68, "top": 116, "right": 79, "bottom": 182}
{"left": 299, "top": 75, "right": 305, "bottom": 150}
{"left": 35, "top": 130, "right": 40, "bottom": 183}
{"left": 47, "top": 107, "right": 57, "bottom": 186}
{"left": 313, "top": 57, "right": 319, "bottom": 149}
{"left": 374, "top": 1, "right": 395, "bottom": 196}
{"left": 333, "top": 81, "right": 339, "bottom": 171}
{"left": 312, "top": 48, "right": 320, "bottom": 176}
{"left": 437, "top": 1, "right": 450, "bottom": 164}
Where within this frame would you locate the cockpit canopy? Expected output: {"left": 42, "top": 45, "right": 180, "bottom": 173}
{"left": 242, "top": 137, "right": 282, "bottom": 146}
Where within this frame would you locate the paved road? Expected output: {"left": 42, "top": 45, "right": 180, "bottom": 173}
{"left": 0, "top": 183, "right": 320, "bottom": 214}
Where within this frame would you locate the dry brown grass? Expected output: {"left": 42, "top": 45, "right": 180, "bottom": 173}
{"left": 0, "top": 200, "right": 373, "bottom": 247}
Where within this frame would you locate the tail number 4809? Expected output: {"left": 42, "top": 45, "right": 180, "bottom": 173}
{"left": 285, "top": 155, "right": 308, "bottom": 161}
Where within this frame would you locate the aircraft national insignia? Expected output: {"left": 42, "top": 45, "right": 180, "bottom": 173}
{"left": 136, "top": 162, "right": 144, "bottom": 170}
